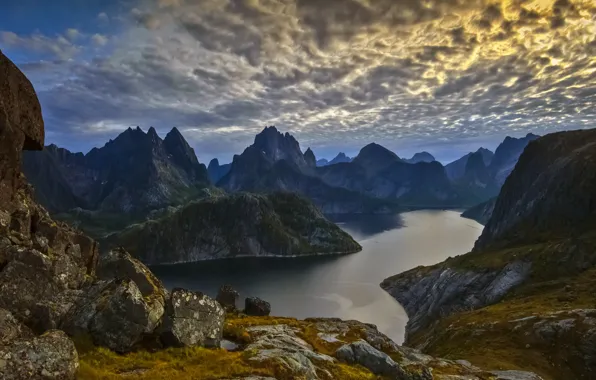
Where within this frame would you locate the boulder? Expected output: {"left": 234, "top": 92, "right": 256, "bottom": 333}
{"left": 335, "top": 340, "right": 411, "bottom": 379}
{"left": 61, "top": 280, "right": 164, "bottom": 353}
{"left": 217, "top": 284, "right": 239, "bottom": 311}
{"left": 0, "top": 308, "right": 33, "bottom": 345}
{"left": 97, "top": 247, "right": 166, "bottom": 298}
{"left": 0, "top": 51, "right": 44, "bottom": 151}
{"left": 160, "top": 288, "right": 225, "bottom": 348}
{"left": 244, "top": 297, "right": 271, "bottom": 316}
{"left": 0, "top": 330, "right": 78, "bottom": 380}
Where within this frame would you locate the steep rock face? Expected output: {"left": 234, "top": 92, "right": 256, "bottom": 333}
{"left": 476, "top": 129, "right": 596, "bottom": 251}
{"left": 303, "top": 147, "right": 316, "bottom": 168}
{"left": 445, "top": 148, "right": 494, "bottom": 181}
{"left": 253, "top": 126, "right": 310, "bottom": 169}
{"left": 452, "top": 151, "right": 500, "bottom": 203}
{"left": 219, "top": 138, "right": 398, "bottom": 214}
{"left": 405, "top": 151, "right": 435, "bottom": 164}
{"left": 105, "top": 192, "right": 362, "bottom": 264}
{"left": 461, "top": 197, "right": 497, "bottom": 225}
{"left": 22, "top": 126, "right": 210, "bottom": 214}
{"left": 350, "top": 143, "right": 401, "bottom": 176}
{"left": 488, "top": 133, "right": 539, "bottom": 186}
{"left": 208, "top": 158, "right": 232, "bottom": 184}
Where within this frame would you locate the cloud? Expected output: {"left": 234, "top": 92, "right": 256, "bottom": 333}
{"left": 91, "top": 34, "right": 109, "bottom": 46}
{"left": 0, "top": 31, "right": 79, "bottom": 59}
{"left": 98, "top": 12, "right": 109, "bottom": 23}
{"left": 12, "top": 0, "right": 596, "bottom": 162}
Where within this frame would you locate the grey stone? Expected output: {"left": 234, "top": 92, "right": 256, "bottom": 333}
{"left": 335, "top": 340, "right": 408, "bottom": 379}
{"left": 217, "top": 284, "right": 239, "bottom": 311}
{"left": 0, "top": 330, "right": 78, "bottom": 380}
{"left": 160, "top": 288, "right": 225, "bottom": 348}
{"left": 244, "top": 297, "right": 271, "bottom": 316}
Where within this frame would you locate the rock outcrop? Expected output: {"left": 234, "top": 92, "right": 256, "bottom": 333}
{"left": 208, "top": 158, "right": 232, "bottom": 184}
{"left": 105, "top": 192, "right": 362, "bottom": 264}
{"left": 217, "top": 285, "right": 239, "bottom": 311}
{"left": 244, "top": 297, "right": 271, "bottom": 316}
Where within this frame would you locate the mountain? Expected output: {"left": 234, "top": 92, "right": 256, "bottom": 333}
{"left": 316, "top": 158, "right": 329, "bottom": 166}
{"left": 460, "top": 197, "right": 496, "bottom": 225}
{"left": 328, "top": 152, "right": 353, "bottom": 165}
{"left": 303, "top": 147, "right": 316, "bottom": 168}
{"left": 445, "top": 147, "right": 494, "bottom": 180}
{"left": 451, "top": 150, "right": 500, "bottom": 203}
{"left": 218, "top": 128, "right": 399, "bottom": 214}
{"left": 317, "top": 143, "right": 465, "bottom": 207}
{"left": 22, "top": 127, "right": 210, "bottom": 215}
{"left": 207, "top": 158, "right": 232, "bottom": 184}
{"left": 405, "top": 151, "right": 435, "bottom": 164}
{"left": 104, "top": 192, "right": 362, "bottom": 264}
{"left": 488, "top": 133, "right": 539, "bottom": 186}
{"left": 381, "top": 129, "right": 596, "bottom": 379}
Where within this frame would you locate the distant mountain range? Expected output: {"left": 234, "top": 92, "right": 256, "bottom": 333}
{"left": 317, "top": 152, "right": 353, "bottom": 166}
{"left": 22, "top": 127, "right": 210, "bottom": 215}
{"left": 23, "top": 124, "right": 539, "bottom": 235}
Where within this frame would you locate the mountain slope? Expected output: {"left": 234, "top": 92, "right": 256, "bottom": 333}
{"left": 105, "top": 192, "right": 362, "bottom": 264}
{"left": 207, "top": 158, "right": 231, "bottom": 184}
{"left": 488, "top": 133, "right": 539, "bottom": 186}
{"left": 445, "top": 148, "right": 494, "bottom": 180}
{"left": 405, "top": 151, "right": 435, "bottom": 164}
{"left": 381, "top": 128, "right": 596, "bottom": 380}
{"left": 22, "top": 127, "right": 210, "bottom": 214}
{"left": 460, "top": 197, "right": 496, "bottom": 225}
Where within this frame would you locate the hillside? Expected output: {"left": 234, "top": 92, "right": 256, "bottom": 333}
{"left": 380, "top": 129, "right": 596, "bottom": 380}
{"left": 105, "top": 192, "right": 363, "bottom": 264}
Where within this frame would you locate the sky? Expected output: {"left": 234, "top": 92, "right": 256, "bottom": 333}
{"left": 2, "top": 0, "right": 596, "bottom": 164}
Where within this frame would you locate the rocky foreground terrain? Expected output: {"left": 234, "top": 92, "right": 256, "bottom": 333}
{"left": 382, "top": 129, "right": 596, "bottom": 380}
{"left": 0, "top": 50, "right": 544, "bottom": 380}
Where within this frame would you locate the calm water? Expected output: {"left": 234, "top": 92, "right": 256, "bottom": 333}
{"left": 152, "top": 210, "right": 483, "bottom": 343}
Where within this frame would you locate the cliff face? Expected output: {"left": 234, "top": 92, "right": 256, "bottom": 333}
{"left": 105, "top": 192, "right": 363, "bottom": 264}
{"left": 461, "top": 197, "right": 496, "bottom": 225}
{"left": 380, "top": 129, "right": 596, "bottom": 380}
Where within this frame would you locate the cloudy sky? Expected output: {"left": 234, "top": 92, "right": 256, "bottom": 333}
{"left": 2, "top": 0, "right": 596, "bottom": 163}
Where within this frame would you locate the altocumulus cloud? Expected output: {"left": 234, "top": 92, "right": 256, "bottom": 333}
{"left": 3, "top": 0, "right": 596, "bottom": 162}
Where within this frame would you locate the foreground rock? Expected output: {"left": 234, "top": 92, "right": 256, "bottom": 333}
{"left": 217, "top": 284, "right": 239, "bottom": 311}
{"left": 336, "top": 340, "right": 413, "bottom": 378}
{"left": 0, "top": 330, "right": 78, "bottom": 380}
{"left": 160, "top": 288, "right": 225, "bottom": 348}
{"left": 244, "top": 297, "right": 271, "bottom": 316}
{"left": 106, "top": 192, "right": 362, "bottom": 264}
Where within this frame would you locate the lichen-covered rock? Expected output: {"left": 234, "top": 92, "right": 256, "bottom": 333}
{"left": 335, "top": 340, "right": 410, "bottom": 379}
{"left": 61, "top": 280, "right": 164, "bottom": 352}
{"left": 0, "top": 330, "right": 78, "bottom": 380}
{"left": 97, "top": 247, "right": 166, "bottom": 299}
{"left": 160, "top": 288, "right": 225, "bottom": 348}
{"left": 0, "top": 308, "right": 32, "bottom": 345}
{"left": 245, "top": 297, "right": 271, "bottom": 316}
{"left": 217, "top": 284, "right": 239, "bottom": 311}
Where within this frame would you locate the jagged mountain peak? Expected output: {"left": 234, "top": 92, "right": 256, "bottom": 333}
{"left": 304, "top": 147, "right": 316, "bottom": 168}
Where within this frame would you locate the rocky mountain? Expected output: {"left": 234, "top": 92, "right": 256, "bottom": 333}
{"left": 460, "top": 197, "right": 496, "bottom": 225}
{"left": 105, "top": 192, "right": 362, "bottom": 264}
{"left": 451, "top": 150, "right": 500, "bottom": 203}
{"left": 207, "top": 158, "right": 231, "bottom": 184}
{"left": 381, "top": 129, "right": 596, "bottom": 379}
{"left": 23, "top": 127, "right": 210, "bottom": 215}
{"left": 404, "top": 151, "right": 435, "bottom": 164}
{"left": 303, "top": 147, "right": 316, "bottom": 168}
{"left": 0, "top": 50, "right": 543, "bottom": 380}
{"left": 316, "top": 152, "right": 353, "bottom": 166}
{"left": 488, "top": 133, "right": 540, "bottom": 186}
{"left": 317, "top": 143, "right": 466, "bottom": 207}
{"left": 219, "top": 128, "right": 399, "bottom": 213}
{"left": 445, "top": 147, "right": 494, "bottom": 180}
